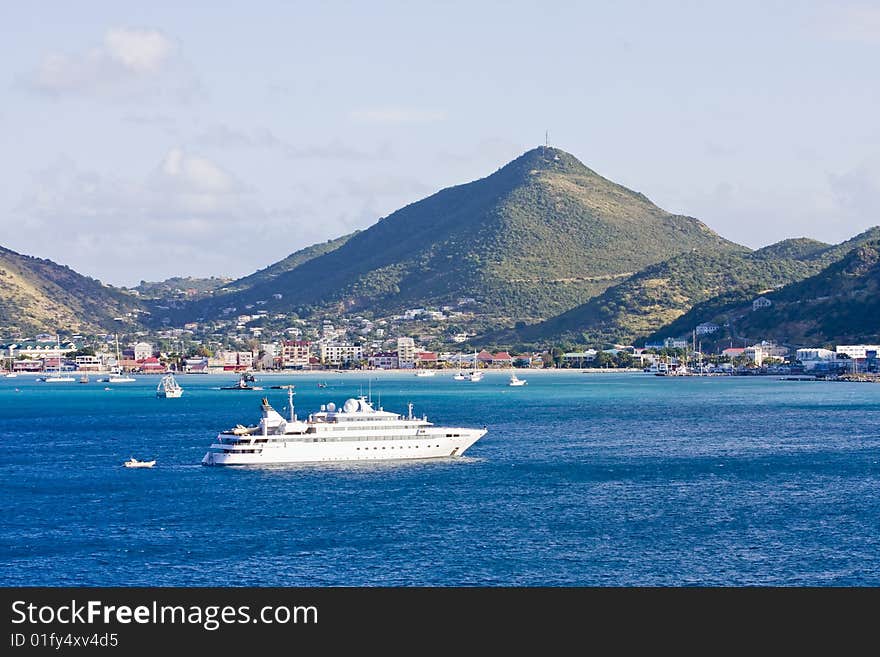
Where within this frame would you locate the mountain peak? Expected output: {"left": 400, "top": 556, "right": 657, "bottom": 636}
{"left": 501, "top": 146, "right": 598, "bottom": 178}
{"left": 178, "top": 145, "right": 736, "bottom": 327}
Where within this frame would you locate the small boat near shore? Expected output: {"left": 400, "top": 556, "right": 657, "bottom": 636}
{"left": 508, "top": 372, "right": 527, "bottom": 386}
{"left": 43, "top": 374, "right": 76, "bottom": 383}
{"left": 157, "top": 373, "right": 183, "bottom": 398}
{"left": 221, "top": 374, "right": 263, "bottom": 391}
{"left": 124, "top": 457, "right": 156, "bottom": 468}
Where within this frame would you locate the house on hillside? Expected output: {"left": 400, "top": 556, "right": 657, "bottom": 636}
{"left": 752, "top": 297, "right": 772, "bottom": 311}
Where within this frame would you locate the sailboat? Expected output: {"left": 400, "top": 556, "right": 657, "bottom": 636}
{"left": 108, "top": 334, "right": 135, "bottom": 382}
{"left": 156, "top": 372, "right": 183, "bottom": 398}
{"left": 453, "top": 353, "right": 467, "bottom": 380}
{"left": 44, "top": 337, "right": 75, "bottom": 382}
{"left": 463, "top": 350, "right": 483, "bottom": 381}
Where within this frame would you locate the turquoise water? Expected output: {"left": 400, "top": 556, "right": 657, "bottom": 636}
{"left": 1, "top": 371, "right": 879, "bottom": 585}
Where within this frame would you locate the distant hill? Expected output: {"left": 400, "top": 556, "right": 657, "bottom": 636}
{"left": 751, "top": 237, "right": 830, "bottom": 262}
{"left": 726, "top": 240, "right": 880, "bottom": 345}
{"left": 0, "top": 246, "right": 143, "bottom": 337}
{"left": 179, "top": 147, "right": 737, "bottom": 324}
{"left": 644, "top": 228, "right": 880, "bottom": 346}
{"left": 132, "top": 276, "right": 233, "bottom": 299}
{"left": 503, "top": 227, "right": 880, "bottom": 347}
{"left": 495, "top": 248, "right": 808, "bottom": 346}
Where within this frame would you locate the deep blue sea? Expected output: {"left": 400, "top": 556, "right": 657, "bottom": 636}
{"left": 1, "top": 371, "right": 878, "bottom": 586}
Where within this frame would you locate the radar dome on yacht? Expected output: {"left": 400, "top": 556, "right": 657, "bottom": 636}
{"left": 326, "top": 402, "right": 336, "bottom": 412}
{"left": 343, "top": 398, "right": 359, "bottom": 413}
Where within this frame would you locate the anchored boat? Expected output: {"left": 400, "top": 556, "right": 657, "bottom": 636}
{"left": 202, "top": 387, "right": 487, "bottom": 466}
{"left": 156, "top": 373, "right": 183, "bottom": 398}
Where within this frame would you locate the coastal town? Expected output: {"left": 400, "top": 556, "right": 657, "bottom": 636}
{"left": 2, "top": 310, "right": 878, "bottom": 379}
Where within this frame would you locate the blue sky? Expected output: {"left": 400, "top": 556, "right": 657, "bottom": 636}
{"left": 2, "top": 1, "right": 879, "bottom": 285}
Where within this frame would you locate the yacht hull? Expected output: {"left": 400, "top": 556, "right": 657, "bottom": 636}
{"left": 202, "top": 428, "right": 486, "bottom": 466}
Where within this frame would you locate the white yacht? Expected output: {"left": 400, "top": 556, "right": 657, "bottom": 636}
{"left": 508, "top": 372, "right": 527, "bottom": 386}
{"left": 414, "top": 370, "right": 435, "bottom": 377}
{"left": 202, "top": 388, "right": 487, "bottom": 466}
{"left": 43, "top": 374, "right": 76, "bottom": 383}
{"left": 157, "top": 373, "right": 183, "bottom": 398}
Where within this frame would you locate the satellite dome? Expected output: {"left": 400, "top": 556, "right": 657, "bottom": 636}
{"left": 343, "top": 398, "right": 359, "bottom": 413}
{"left": 326, "top": 402, "right": 336, "bottom": 412}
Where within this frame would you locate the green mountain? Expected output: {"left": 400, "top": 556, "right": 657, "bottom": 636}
{"left": 498, "top": 248, "right": 808, "bottom": 346}
{"left": 500, "top": 226, "right": 880, "bottom": 348}
{"left": 751, "top": 238, "right": 830, "bottom": 262}
{"left": 181, "top": 147, "right": 737, "bottom": 324}
{"left": 646, "top": 227, "right": 880, "bottom": 345}
{"left": 0, "top": 246, "right": 143, "bottom": 337}
{"left": 707, "top": 240, "right": 880, "bottom": 345}
{"left": 132, "top": 276, "right": 233, "bottom": 299}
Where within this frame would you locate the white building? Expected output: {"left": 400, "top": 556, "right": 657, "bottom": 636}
{"left": 835, "top": 345, "right": 880, "bottom": 360}
{"left": 744, "top": 342, "right": 788, "bottom": 366}
{"left": 561, "top": 350, "right": 597, "bottom": 365}
{"left": 796, "top": 348, "right": 836, "bottom": 362}
{"left": 397, "top": 337, "right": 415, "bottom": 369}
{"left": 320, "top": 343, "right": 363, "bottom": 366}
{"left": 133, "top": 342, "right": 153, "bottom": 361}
{"left": 695, "top": 322, "right": 720, "bottom": 335}
{"left": 74, "top": 355, "right": 102, "bottom": 371}
{"left": 752, "top": 297, "right": 773, "bottom": 311}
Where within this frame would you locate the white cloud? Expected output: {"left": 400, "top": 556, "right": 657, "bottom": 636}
{"left": 26, "top": 26, "right": 198, "bottom": 101}
{"left": 104, "top": 27, "right": 174, "bottom": 73}
{"left": 12, "top": 151, "right": 259, "bottom": 283}
{"left": 349, "top": 107, "right": 448, "bottom": 124}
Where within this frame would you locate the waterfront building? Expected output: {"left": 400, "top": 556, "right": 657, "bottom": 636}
{"left": 368, "top": 352, "right": 399, "bottom": 369}
{"left": 835, "top": 345, "right": 880, "bottom": 360}
{"left": 397, "top": 337, "right": 415, "bottom": 369}
{"left": 281, "top": 340, "right": 311, "bottom": 369}
{"left": 320, "top": 343, "right": 364, "bottom": 366}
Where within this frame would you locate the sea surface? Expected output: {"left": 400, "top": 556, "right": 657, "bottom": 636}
{"left": 1, "top": 371, "right": 879, "bottom": 586}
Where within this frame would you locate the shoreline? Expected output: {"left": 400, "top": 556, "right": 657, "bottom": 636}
{"left": 3, "top": 367, "right": 646, "bottom": 377}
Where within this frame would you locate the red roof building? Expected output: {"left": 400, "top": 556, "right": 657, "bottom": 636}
{"left": 477, "top": 350, "right": 494, "bottom": 363}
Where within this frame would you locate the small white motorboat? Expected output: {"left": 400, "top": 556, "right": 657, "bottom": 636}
{"left": 124, "top": 457, "right": 156, "bottom": 468}
{"left": 415, "top": 370, "right": 436, "bottom": 377}
{"left": 508, "top": 372, "right": 527, "bottom": 386}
